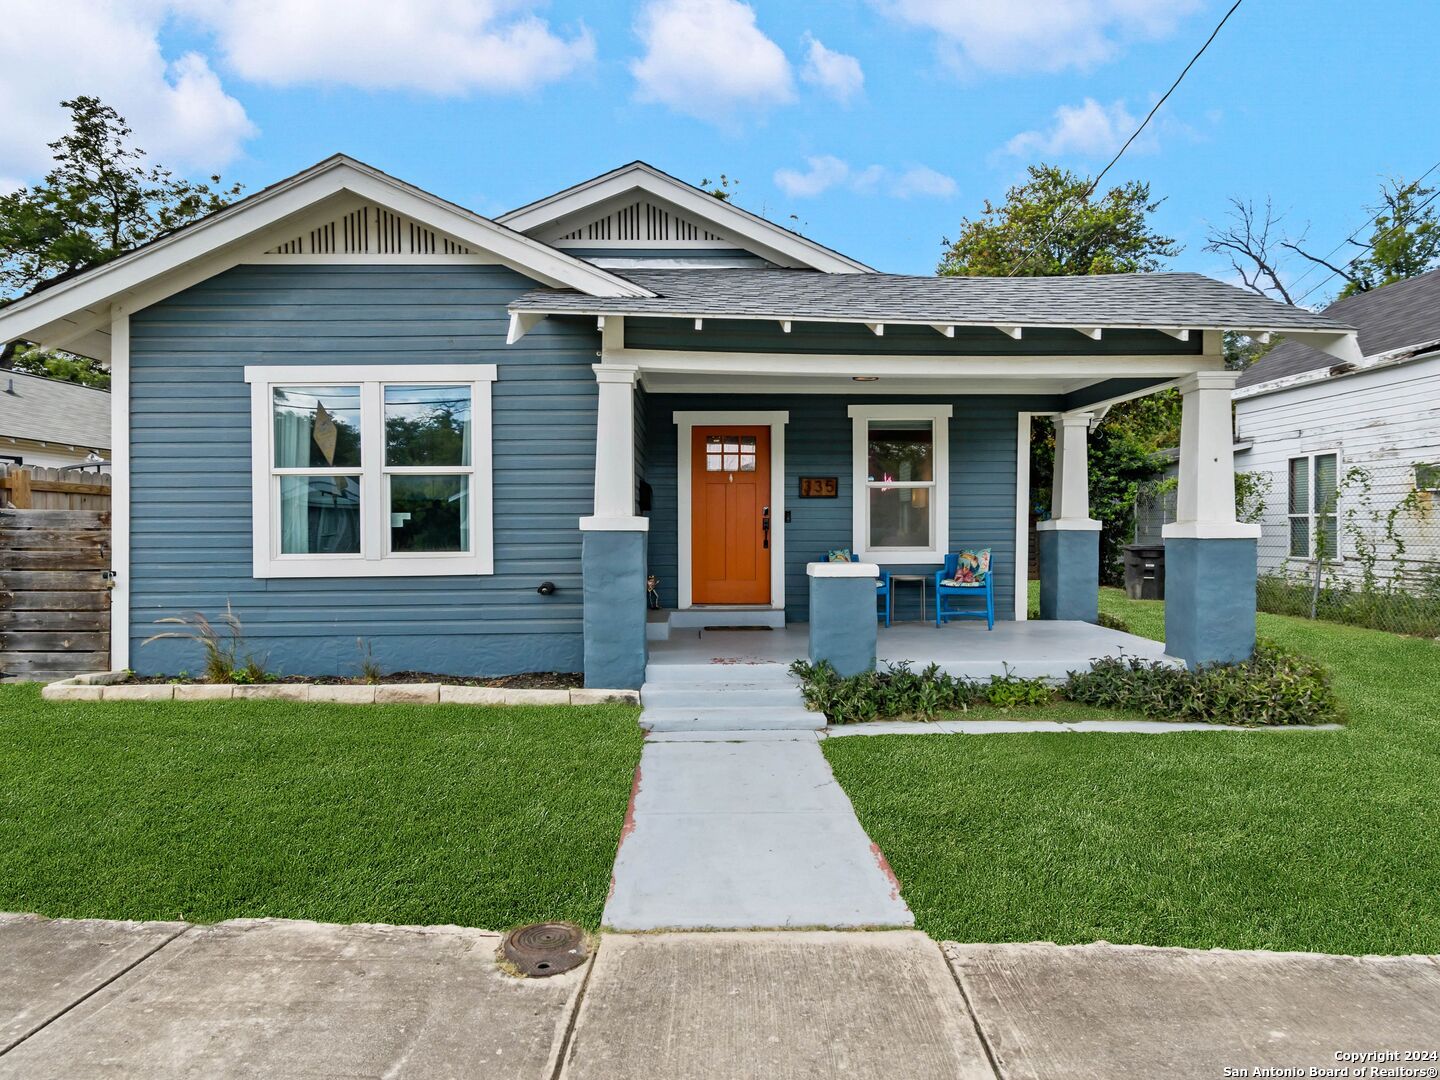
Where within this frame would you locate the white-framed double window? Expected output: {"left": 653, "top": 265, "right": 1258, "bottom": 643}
{"left": 245, "top": 364, "right": 496, "bottom": 578}
{"left": 848, "top": 404, "right": 951, "bottom": 563}
{"left": 1287, "top": 450, "right": 1339, "bottom": 561}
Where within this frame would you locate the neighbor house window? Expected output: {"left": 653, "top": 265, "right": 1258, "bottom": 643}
{"left": 1287, "top": 451, "right": 1338, "bottom": 560}
{"left": 848, "top": 404, "right": 951, "bottom": 562}
{"left": 246, "top": 364, "right": 496, "bottom": 578}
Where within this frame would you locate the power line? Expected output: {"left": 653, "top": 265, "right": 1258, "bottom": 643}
{"left": 1292, "top": 175, "right": 1440, "bottom": 305}
{"left": 1285, "top": 158, "right": 1440, "bottom": 295}
{"left": 1006, "top": 0, "right": 1246, "bottom": 277}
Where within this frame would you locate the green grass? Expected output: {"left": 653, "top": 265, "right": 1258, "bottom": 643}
{"left": 824, "top": 587, "right": 1440, "bottom": 954}
{"left": 0, "top": 686, "right": 642, "bottom": 930}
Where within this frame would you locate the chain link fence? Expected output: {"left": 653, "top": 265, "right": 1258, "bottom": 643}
{"left": 1253, "top": 458, "right": 1440, "bottom": 638}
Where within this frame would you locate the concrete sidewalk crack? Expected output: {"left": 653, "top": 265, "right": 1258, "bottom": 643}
{"left": 939, "top": 942, "right": 1006, "bottom": 1080}
{"left": 0, "top": 924, "right": 191, "bottom": 1057}
{"left": 547, "top": 938, "right": 600, "bottom": 1080}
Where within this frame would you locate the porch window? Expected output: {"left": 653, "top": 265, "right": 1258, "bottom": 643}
{"left": 1287, "top": 451, "right": 1339, "bottom": 560}
{"left": 848, "top": 404, "right": 951, "bottom": 563}
{"left": 246, "top": 364, "right": 496, "bottom": 578}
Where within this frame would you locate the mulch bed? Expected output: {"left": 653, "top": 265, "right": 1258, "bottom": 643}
{"left": 124, "top": 671, "right": 584, "bottom": 689}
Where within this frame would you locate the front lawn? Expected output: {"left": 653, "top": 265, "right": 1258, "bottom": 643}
{"left": 0, "top": 686, "right": 642, "bottom": 930}
{"left": 824, "top": 589, "right": 1440, "bottom": 955}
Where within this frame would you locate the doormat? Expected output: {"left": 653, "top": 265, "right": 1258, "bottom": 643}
{"left": 702, "top": 625, "right": 773, "bottom": 632}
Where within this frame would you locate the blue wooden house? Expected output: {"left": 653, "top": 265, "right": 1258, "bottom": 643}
{"left": 0, "top": 157, "right": 1358, "bottom": 688}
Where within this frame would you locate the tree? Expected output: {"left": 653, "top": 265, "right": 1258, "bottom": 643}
{"left": 7, "top": 343, "right": 110, "bottom": 389}
{"left": 1205, "top": 175, "right": 1440, "bottom": 307}
{"left": 937, "top": 164, "right": 1179, "bottom": 277}
{"left": 0, "top": 96, "right": 243, "bottom": 373}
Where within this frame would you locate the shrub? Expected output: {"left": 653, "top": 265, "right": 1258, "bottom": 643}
{"left": 1063, "top": 642, "right": 1340, "bottom": 726}
{"left": 789, "top": 660, "right": 1051, "bottom": 723}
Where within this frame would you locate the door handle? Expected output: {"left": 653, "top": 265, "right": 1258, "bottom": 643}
{"left": 762, "top": 505, "right": 771, "bottom": 550}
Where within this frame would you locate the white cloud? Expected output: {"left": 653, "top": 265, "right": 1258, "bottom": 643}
{"left": 774, "top": 155, "right": 851, "bottom": 198}
{"left": 1004, "top": 98, "right": 1143, "bottom": 159}
{"left": 800, "top": 34, "right": 864, "bottom": 104}
{"left": 877, "top": 0, "right": 1202, "bottom": 75}
{"left": 188, "top": 0, "right": 594, "bottom": 94}
{"left": 631, "top": 0, "right": 793, "bottom": 123}
{"left": 774, "top": 157, "right": 956, "bottom": 200}
{"left": 0, "top": 0, "right": 256, "bottom": 183}
{"left": 891, "top": 164, "right": 958, "bottom": 198}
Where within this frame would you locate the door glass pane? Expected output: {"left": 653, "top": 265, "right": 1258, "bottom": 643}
{"left": 1288, "top": 516, "right": 1309, "bottom": 558}
{"left": 273, "top": 386, "right": 361, "bottom": 468}
{"left": 869, "top": 487, "right": 931, "bottom": 549}
{"left": 384, "top": 384, "right": 471, "bottom": 466}
{"left": 868, "top": 420, "right": 933, "bottom": 483}
{"left": 738, "top": 435, "right": 757, "bottom": 472}
{"left": 279, "top": 475, "right": 361, "bottom": 554}
{"left": 390, "top": 474, "right": 468, "bottom": 553}
{"left": 705, "top": 435, "right": 723, "bottom": 472}
{"left": 1287, "top": 457, "right": 1309, "bottom": 514}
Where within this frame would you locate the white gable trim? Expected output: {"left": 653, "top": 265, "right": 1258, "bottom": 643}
{"left": 0, "top": 156, "right": 652, "bottom": 360}
{"left": 498, "top": 162, "right": 872, "bottom": 274}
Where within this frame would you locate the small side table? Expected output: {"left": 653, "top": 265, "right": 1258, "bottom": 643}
{"left": 887, "top": 574, "right": 930, "bottom": 623}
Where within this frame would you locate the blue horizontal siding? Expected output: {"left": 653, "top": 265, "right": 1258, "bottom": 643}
{"left": 643, "top": 393, "right": 1065, "bottom": 622}
{"left": 129, "top": 264, "right": 600, "bottom": 677}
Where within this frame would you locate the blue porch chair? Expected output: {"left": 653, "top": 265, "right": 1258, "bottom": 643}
{"left": 824, "top": 550, "right": 891, "bottom": 627}
{"left": 934, "top": 549, "right": 995, "bottom": 630}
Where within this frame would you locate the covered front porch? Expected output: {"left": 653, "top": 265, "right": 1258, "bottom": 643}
{"left": 647, "top": 618, "right": 1169, "bottom": 682}
{"left": 508, "top": 272, "right": 1359, "bottom": 689}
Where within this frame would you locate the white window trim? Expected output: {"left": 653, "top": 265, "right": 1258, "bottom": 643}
{"left": 674, "top": 410, "right": 788, "bottom": 611}
{"left": 1285, "top": 449, "right": 1342, "bottom": 563}
{"left": 848, "top": 404, "right": 952, "bottom": 565}
{"left": 245, "top": 363, "right": 497, "bottom": 578}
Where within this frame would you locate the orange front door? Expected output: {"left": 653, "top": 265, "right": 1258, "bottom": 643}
{"left": 692, "top": 426, "right": 771, "bottom": 605}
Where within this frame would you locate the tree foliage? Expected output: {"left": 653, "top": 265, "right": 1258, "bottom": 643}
{"left": 937, "top": 164, "right": 1179, "bottom": 277}
{"left": 7, "top": 343, "right": 110, "bottom": 389}
{"left": 0, "top": 97, "right": 242, "bottom": 302}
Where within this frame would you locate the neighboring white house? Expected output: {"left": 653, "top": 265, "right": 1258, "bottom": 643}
{"left": 1233, "top": 268, "right": 1440, "bottom": 590}
{"left": 0, "top": 369, "right": 111, "bottom": 469}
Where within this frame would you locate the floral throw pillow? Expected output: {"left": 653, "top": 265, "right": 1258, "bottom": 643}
{"left": 942, "top": 548, "right": 991, "bottom": 586}
{"left": 826, "top": 548, "right": 852, "bottom": 563}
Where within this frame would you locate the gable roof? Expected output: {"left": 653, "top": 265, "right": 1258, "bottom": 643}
{"left": 1236, "top": 267, "right": 1440, "bottom": 388}
{"left": 0, "top": 155, "right": 653, "bottom": 362}
{"left": 0, "top": 370, "right": 110, "bottom": 451}
{"left": 497, "top": 161, "right": 873, "bottom": 274}
{"left": 510, "top": 268, "right": 1358, "bottom": 337}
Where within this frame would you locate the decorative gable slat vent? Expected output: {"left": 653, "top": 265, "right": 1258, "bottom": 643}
{"left": 264, "top": 205, "right": 473, "bottom": 256}
{"left": 556, "top": 198, "right": 724, "bottom": 244}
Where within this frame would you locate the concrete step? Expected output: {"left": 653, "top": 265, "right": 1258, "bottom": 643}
{"left": 641, "top": 684, "right": 806, "bottom": 709}
{"left": 639, "top": 705, "right": 824, "bottom": 733}
{"left": 666, "top": 608, "right": 787, "bottom": 630}
{"left": 643, "top": 662, "right": 796, "bottom": 686}
{"left": 646, "top": 728, "right": 821, "bottom": 742}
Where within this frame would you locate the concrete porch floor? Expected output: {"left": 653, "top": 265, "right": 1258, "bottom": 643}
{"left": 647, "top": 619, "right": 1170, "bottom": 681}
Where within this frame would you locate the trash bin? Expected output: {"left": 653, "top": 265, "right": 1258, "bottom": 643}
{"left": 1122, "top": 544, "right": 1165, "bottom": 600}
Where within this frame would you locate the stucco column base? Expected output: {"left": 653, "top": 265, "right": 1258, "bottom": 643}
{"left": 1037, "top": 525, "right": 1100, "bottom": 623}
{"left": 582, "top": 528, "right": 648, "bottom": 689}
{"left": 806, "top": 564, "right": 878, "bottom": 678}
{"left": 1163, "top": 536, "right": 1258, "bottom": 669}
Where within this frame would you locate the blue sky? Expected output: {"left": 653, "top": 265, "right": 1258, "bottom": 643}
{"left": 1, "top": 1, "right": 1432, "bottom": 303}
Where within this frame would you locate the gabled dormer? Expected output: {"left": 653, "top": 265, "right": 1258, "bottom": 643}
{"left": 498, "top": 161, "right": 873, "bottom": 273}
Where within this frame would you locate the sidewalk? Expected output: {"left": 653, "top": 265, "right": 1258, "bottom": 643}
{"left": 3, "top": 913, "right": 1438, "bottom": 1079}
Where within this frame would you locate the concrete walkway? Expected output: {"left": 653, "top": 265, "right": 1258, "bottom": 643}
{"left": 602, "top": 738, "right": 913, "bottom": 930}
{"left": 4, "top": 915, "right": 1440, "bottom": 1079}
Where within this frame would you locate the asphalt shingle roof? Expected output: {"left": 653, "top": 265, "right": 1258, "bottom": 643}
{"left": 0, "top": 370, "right": 110, "bottom": 450}
{"left": 510, "top": 268, "right": 1357, "bottom": 332}
{"left": 1236, "top": 267, "right": 1440, "bottom": 387}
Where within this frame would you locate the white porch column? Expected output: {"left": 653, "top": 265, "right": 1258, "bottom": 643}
{"left": 1164, "top": 371, "right": 1260, "bottom": 539}
{"left": 582, "top": 363, "right": 646, "bottom": 529}
{"left": 1036, "top": 411, "right": 1101, "bottom": 623}
{"left": 1048, "top": 411, "right": 1100, "bottom": 527}
{"left": 1162, "top": 371, "right": 1261, "bottom": 669}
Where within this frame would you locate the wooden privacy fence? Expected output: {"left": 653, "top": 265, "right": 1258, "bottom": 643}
{"left": 0, "top": 463, "right": 112, "bottom": 510}
{"left": 0, "top": 466, "right": 113, "bottom": 681}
